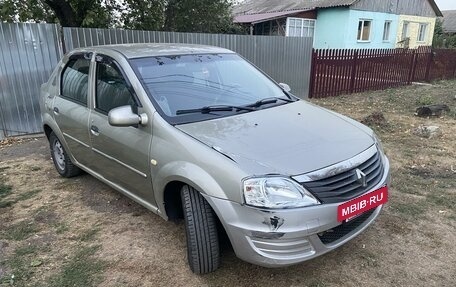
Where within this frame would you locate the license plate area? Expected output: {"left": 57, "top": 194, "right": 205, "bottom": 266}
{"left": 337, "top": 186, "right": 388, "bottom": 222}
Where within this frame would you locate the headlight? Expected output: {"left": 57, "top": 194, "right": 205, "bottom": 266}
{"left": 243, "top": 177, "right": 320, "bottom": 209}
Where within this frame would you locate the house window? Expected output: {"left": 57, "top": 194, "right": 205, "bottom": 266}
{"left": 357, "top": 20, "right": 372, "bottom": 41}
{"left": 383, "top": 21, "right": 392, "bottom": 41}
{"left": 286, "top": 18, "right": 315, "bottom": 37}
{"left": 402, "top": 21, "right": 409, "bottom": 40}
{"left": 418, "top": 23, "right": 428, "bottom": 42}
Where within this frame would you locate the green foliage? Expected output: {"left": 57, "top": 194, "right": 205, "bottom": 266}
{"left": 0, "top": 0, "right": 115, "bottom": 27}
{"left": 121, "top": 0, "right": 165, "bottom": 31}
{"left": 0, "top": 0, "right": 244, "bottom": 33}
{"left": 163, "top": 0, "right": 243, "bottom": 34}
{"left": 433, "top": 18, "right": 456, "bottom": 48}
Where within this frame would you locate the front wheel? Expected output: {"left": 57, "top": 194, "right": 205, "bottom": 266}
{"left": 181, "top": 185, "right": 220, "bottom": 274}
{"left": 49, "top": 132, "right": 81, "bottom": 178}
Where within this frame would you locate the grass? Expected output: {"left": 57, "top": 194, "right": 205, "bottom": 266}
{"left": 54, "top": 222, "right": 69, "bottom": 234}
{"left": 0, "top": 245, "right": 41, "bottom": 285}
{"left": 46, "top": 245, "right": 105, "bottom": 287}
{"left": 427, "top": 192, "right": 456, "bottom": 211}
{"left": 16, "top": 189, "right": 42, "bottom": 201}
{"left": 76, "top": 228, "right": 100, "bottom": 242}
{"left": 415, "top": 94, "right": 434, "bottom": 106}
{"left": 0, "top": 175, "right": 13, "bottom": 208}
{"left": 1, "top": 220, "right": 39, "bottom": 241}
{"left": 390, "top": 201, "right": 427, "bottom": 219}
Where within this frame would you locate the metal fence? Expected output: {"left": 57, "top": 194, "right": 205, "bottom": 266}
{"left": 63, "top": 27, "right": 313, "bottom": 100}
{"left": 0, "top": 23, "right": 313, "bottom": 139}
{"left": 0, "top": 23, "right": 63, "bottom": 139}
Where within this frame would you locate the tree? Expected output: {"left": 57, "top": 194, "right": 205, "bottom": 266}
{"left": 433, "top": 18, "right": 456, "bottom": 48}
{"left": 163, "top": 0, "right": 238, "bottom": 33}
{"left": 0, "top": 0, "right": 115, "bottom": 28}
{"left": 121, "top": 0, "right": 165, "bottom": 31}
{"left": 0, "top": 0, "right": 245, "bottom": 33}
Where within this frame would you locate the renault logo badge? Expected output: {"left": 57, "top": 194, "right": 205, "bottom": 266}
{"left": 355, "top": 169, "right": 367, "bottom": 187}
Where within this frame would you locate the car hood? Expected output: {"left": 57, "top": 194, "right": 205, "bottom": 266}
{"left": 176, "top": 101, "right": 374, "bottom": 176}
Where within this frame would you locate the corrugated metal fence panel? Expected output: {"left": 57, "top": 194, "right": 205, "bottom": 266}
{"left": 63, "top": 28, "right": 313, "bottom": 99}
{"left": 0, "top": 23, "right": 63, "bottom": 139}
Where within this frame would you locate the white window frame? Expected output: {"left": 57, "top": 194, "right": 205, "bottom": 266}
{"left": 417, "top": 23, "right": 428, "bottom": 42}
{"left": 285, "top": 17, "right": 316, "bottom": 38}
{"left": 402, "top": 21, "right": 410, "bottom": 41}
{"left": 357, "top": 19, "right": 372, "bottom": 42}
{"left": 383, "top": 20, "right": 392, "bottom": 42}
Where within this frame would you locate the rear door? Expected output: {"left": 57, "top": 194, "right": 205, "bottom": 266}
{"left": 88, "top": 54, "right": 154, "bottom": 203}
{"left": 53, "top": 53, "right": 92, "bottom": 166}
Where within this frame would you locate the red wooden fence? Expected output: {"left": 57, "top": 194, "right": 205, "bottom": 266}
{"left": 309, "top": 47, "right": 456, "bottom": 98}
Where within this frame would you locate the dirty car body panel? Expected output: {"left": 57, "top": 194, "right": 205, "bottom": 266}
{"left": 40, "top": 43, "right": 390, "bottom": 271}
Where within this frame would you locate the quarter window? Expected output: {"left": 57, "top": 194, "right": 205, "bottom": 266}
{"left": 383, "top": 21, "right": 391, "bottom": 41}
{"left": 95, "top": 60, "right": 136, "bottom": 114}
{"left": 61, "top": 57, "right": 90, "bottom": 105}
{"left": 286, "top": 18, "right": 315, "bottom": 37}
{"left": 357, "top": 20, "right": 372, "bottom": 41}
{"left": 418, "top": 23, "right": 427, "bottom": 42}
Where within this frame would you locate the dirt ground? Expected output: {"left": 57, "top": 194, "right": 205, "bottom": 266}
{"left": 0, "top": 81, "right": 455, "bottom": 287}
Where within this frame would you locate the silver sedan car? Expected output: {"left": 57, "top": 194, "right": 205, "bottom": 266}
{"left": 40, "top": 44, "right": 390, "bottom": 274}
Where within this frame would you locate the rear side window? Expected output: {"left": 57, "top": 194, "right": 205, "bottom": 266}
{"left": 61, "top": 58, "right": 90, "bottom": 105}
{"left": 95, "top": 61, "right": 136, "bottom": 114}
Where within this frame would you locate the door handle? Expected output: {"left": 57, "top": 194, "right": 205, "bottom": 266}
{"left": 90, "top": 125, "right": 100, "bottom": 136}
{"left": 53, "top": 107, "right": 59, "bottom": 115}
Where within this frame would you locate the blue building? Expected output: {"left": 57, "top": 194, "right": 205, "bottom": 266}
{"left": 233, "top": 0, "right": 442, "bottom": 49}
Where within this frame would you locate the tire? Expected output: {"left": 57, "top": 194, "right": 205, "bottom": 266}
{"left": 49, "top": 132, "right": 81, "bottom": 178}
{"left": 181, "top": 185, "right": 220, "bottom": 274}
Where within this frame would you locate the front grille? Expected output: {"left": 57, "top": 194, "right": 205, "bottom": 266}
{"left": 302, "top": 151, "right": 384, "bottom": 204}
{"left": 318, "top": 208, "right": 376, "bottom": 245}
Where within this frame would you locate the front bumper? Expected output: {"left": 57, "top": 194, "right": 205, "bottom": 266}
{"left": 204, "top": 156, "right": 390, "bottom": 268}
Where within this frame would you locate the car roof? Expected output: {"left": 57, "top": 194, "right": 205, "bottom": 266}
{"left": 78, "top": 43, "right": 235, "bottom": 59}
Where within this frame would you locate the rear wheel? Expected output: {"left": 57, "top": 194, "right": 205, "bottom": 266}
{"left": 181, "top": 185, "right": 220, "bottom": 274}
{"left": 49, "top": 132, "right": 81, "bottom": 178}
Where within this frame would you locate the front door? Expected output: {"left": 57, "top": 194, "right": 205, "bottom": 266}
{"left": 53, "top": 54, "right": 92, "bottom": 166}
{"left": 88, "top": 55, "right": 154, "bottom": 204}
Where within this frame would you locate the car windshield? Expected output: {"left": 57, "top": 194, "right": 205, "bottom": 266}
{"left": 130, "top": 53, "right": 292, "bottom": 124}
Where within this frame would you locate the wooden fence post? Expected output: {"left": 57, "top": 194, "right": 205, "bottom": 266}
{"left": 408, "top": 50, "right": 418, "bottom": 84}
{"left": 425, "top": 49, "right": 434, "bottom": 82}
{"left": 309, "top": 49, "right": 317, "bottom": 98}
{"left": 349, "top": 50, "right": 358, "bottom": 94}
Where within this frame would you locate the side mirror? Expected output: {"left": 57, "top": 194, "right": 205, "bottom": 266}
{"left": 108, "top": 105, "right": 148, "bottom": 127}
{"left": 279, "top": 83, "right": 291, "bottom": 93}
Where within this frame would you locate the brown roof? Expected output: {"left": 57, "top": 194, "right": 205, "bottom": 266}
{"left": 233, "top": 0, "right": 357, "bottom": 15}
{"left": 234, "top": 10, "right": 311, "bottom": 24}
{"left": 442, "top": 10, "right": 456, "bottom": 33}
{"left": 233, "top": 0, "right": 443, "bottom": 17}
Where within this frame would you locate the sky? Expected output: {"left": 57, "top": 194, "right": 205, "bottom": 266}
{"left": 435, "top": 0, "right": 456, "bottom": 11}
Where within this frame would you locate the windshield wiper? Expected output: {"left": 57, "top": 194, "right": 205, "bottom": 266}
{"left": 246, "top": 97, "right": 295, "bottom": 108}
{"left": 176, "top": 105, "right": 255, "bottom": 115}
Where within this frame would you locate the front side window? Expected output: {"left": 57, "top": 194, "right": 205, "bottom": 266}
{"left": 61, "top": 57, "right": 90, "bottom": 105}
{"left": 130, "top": 54, "right": 291, "bottom": 124}
{"left": 383, "top": 21, "right": 391, "bottom": 41}
{"left": 357, "top": 20, "right": 372, "bottom": 41}
{"left": 418, "top": 23, "right": 428, "bottom": 42}
{"left": 95, "top": 59, "right": 136, "bottom": 114}
{"left": 286, "top": 18, "right": 315, "bottom": 37}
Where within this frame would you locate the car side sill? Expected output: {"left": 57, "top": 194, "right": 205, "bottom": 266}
{"left": 73, "top": 161, "right": 162, "bottom": 217}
